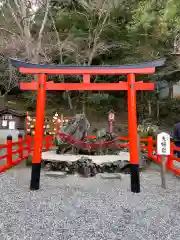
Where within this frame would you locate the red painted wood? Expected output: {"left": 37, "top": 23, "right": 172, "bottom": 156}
{"left": 7, "top": 139, "right": 12, "bottom": 166}
{"left": 32, "top": 74, "right": 47, "bottom": 163}
{"left": 83, "top": 74, "right": 90, "bottom": 83}
{"left": 19, "top": 67, "right": 155, "bottom": 75}
{"left": 20, "top": 82, "right": 128, "bottom": 90}
{"left": 20, "top": 82, "right": 154, "bottom": 91}
{"left": 148, "top": 136, "right": 153, "bottom": 159}
{"left": 127, "top": 73, "right": 139, "bottom": 165}
{"left": 135, "top": 82, "right": 154, "bottom": 90}
{"left": 20, "top": 82, "right": 37, "bottom": 90}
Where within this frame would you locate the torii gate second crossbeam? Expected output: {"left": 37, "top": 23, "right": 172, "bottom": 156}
{"left": 10, "top": 58, "right": 165, "bottom": 193}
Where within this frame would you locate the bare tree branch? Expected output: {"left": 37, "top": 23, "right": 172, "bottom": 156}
{"left": 14, "top": 0, "right": 23, "bottom": 18}
{"left": 6, "top": 0, "right": 24, "bottom": 36}
{"left": 38, "top": 0, "right": 50, "bottom": 41}
{"left": 0, "top": 27, "right": 22, "bottom": 41}
{"left": 50, "top": 12, "right": 74, "bottom": 111}
{"left": 33, "top": 0, "right": 51, "bottom": 63}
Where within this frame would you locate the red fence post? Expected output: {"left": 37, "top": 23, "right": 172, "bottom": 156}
{"left": 18, "top": 133, "right": 23, "bottom": 160}
{"left": 7, "top": 135, "right": 12, "bottom": 166}
{"left": 148, "top": 136, "right": 153, "bottom": 159}
{"left": 166, "top": 142, "right": 174, "bottom": 170}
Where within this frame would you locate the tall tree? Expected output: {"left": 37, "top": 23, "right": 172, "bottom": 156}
{"left": 0, "top": 0, "right": 51, "bottom": 63}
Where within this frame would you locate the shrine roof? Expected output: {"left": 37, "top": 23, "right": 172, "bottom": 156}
{"left": 10, "top": 58, "right": 165, "bottom": 70}
{"left": 0, "top": 107, "right": 26, "bottom": 117}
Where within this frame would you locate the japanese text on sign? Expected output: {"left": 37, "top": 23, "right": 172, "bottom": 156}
{"left": 157, "top": 132, "right": 170, "bottom": 155}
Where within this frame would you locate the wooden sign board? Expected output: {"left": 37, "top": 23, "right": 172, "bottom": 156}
{"left": 157, "top": 132, "right": 170, "bottom": 156}
{"left": 9, "top": 121, "right": 15, "bottom": 130}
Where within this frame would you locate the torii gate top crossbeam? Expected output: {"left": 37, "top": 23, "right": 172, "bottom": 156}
{"left": 10, "top": 58, "right": 165, "bottom": 91}
{"left": 10, "top": 58, "right": 165, "bottom": 75}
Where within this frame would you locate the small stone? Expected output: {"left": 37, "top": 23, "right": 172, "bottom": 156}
{"left": 100, "top": 173, "right": 122, "bottom": 179}
{"left": 44, "top": 171, "right": 67, "bottom": 178}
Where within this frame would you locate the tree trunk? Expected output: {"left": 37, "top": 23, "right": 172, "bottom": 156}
{"left": 82, "top": 99, "right": 86, "bottom": 114}
{"left": 148, "top": 99, "right": 152, "bottom": 117}
{"left": 168, "top": 82, "right": 173, "bottom": 101}
{"left": 66, "top": 92, "right": 75, "bottom": 115}
{"left": 156, "top": 99, "right": 160, "bottom": 122}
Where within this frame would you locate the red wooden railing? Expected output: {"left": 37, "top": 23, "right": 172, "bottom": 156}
{"left": 0, "top": 134, "right": 55, "bottom": 173}
{"left": 0, "top": 134, "right": 180, "bottom": 176}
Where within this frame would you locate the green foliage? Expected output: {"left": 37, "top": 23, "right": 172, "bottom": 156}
{"left": 140, "top": 131, "right": 149, "bottom": 139}
{"left": 139, "top": 128, "right": 156, "bottom": 138}
{"left": 54, "top": 136, "right": 59, "bottom": 147}
{"left": 20, "top": 92, "right": 37, "bottom": 110}
{"left": 87, "top": 93, "right": 113, "bottom": 105}
{"left": 140, "top": 130, "right": 156, "bottom": 147}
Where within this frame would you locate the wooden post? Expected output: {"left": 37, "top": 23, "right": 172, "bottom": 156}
{"left": 108, "top": 121, "right": 113, "bottom": 134}
{"left": 157, "top": 132, "right": 170, "bottom": 189}
{"left": 127, "top": 74, "right": 140, "bottom": 193}
{"left": 160, "top": 155, "right": 166, "bottom": 189}
{"left": 108, "top": 110, "right": 115, "bottom": 134}
{"left": 30, "top": 74, "right": 47, "bottom": 190}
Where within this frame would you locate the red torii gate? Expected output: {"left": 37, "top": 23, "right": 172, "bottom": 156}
{"left": 10, "top": 58, "right": 165, "bottom": 193}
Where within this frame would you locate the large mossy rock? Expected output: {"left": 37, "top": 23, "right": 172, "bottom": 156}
{"left": 55, "top": 114, "right": 90, "bottom": 146}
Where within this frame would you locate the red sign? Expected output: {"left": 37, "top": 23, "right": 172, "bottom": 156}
{"left": 108, "top": 112, "right": 115, "bottom": 121}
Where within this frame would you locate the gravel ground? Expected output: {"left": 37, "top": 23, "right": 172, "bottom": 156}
{"left": 0, "top": 167, "right": 180, "bottom": 240}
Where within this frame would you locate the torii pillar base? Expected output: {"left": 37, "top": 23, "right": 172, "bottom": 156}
{"left": 130, "top": 164, "right": 140, "bottom": 193}
{"left": 30, "top": 163, "right": 41, "bottom": 190}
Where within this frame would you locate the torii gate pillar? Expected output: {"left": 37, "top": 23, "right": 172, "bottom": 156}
{"left": 128, "top": 73, "right": 140, "bottom": 192}
{"left": 30, "top": 74, "right": 47, "bottom": 190}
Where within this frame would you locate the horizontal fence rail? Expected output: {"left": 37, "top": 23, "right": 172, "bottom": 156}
{"left": 0, "top": 134, "right": 179, "bottom": 176}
